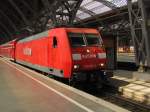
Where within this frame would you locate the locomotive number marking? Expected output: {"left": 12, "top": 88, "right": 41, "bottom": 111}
{"left": 82, "top": 54, "right": 96, "bottom": 59}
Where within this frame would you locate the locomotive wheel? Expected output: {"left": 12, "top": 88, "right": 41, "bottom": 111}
{"left": 86, "top": 71, "right": 103, "bottom": 89}
{"left": 95, "top": 71, "right": 103, "bottom": 89}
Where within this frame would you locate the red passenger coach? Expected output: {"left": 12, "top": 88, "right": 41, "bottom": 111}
{"left": 0, "top": 39, "right": 16, "bottom": 60}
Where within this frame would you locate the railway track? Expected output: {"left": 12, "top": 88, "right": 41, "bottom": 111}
{"left": 50, "top": 75, "right": 150, "bottom": 112}
{"left": 57, "top": 79, "right": 150, "bottom": 112}
{"left": 94, "top": 85, "right": 150, "bottom": 112}
{"left": 100, "top": 91, "right": 150, "bottom": 112}
{"left": 53, "top": 77, "right": 150, "bottom": 112}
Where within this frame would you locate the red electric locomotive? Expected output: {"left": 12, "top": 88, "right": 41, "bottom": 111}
{"left": 0, "top": 28, "right": 107, "bottom": 85}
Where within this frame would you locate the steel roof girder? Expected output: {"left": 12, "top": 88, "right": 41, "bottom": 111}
{"left": 8, "top": 0, "right": 30, "bottom": 27}
{"left": 128, "top": 0, "right": 150, "bottom": 67}
{"left": 0, "top": 9, "right": 18, "bottom": 32}
{"left": 0, "top": 22, "right": 12, "bottom": 40}
{"left": 79, "top": 6, "right": 96, "bottom": 16}
{"left": 19, "top": 0, "right": 35, "bottom": 14}
{"left": 38, "top": 0, "right": 83, "bottom": 29}
{"left": 0, "top": 29, "right": 8, "bottom": 42}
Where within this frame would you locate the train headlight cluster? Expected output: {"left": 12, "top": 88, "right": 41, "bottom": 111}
{"left": 100, "top": 63, "right": 104, "bottom": 67}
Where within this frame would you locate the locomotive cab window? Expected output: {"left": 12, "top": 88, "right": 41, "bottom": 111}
{"left": 68, "top": 32, "right": 102, "bottom": 47}
{"left": 53, "top": 36, "right": 58, "bottom": 48}
{"left": 85, "top": 34, "right": 101, "bottom": 46}
{"left": 68, "top": 33, "right": 86, "bottom": 47}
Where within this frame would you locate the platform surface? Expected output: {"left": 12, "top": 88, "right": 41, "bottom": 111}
{"left": 0, "top": 58, "right": 130, "bottom": 112}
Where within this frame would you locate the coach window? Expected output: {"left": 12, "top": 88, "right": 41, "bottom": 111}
{"left": 53, "top": 36, "right": 58, "bottom": 48}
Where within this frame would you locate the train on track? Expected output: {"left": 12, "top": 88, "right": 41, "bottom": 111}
{"left": 0, "top": 28, "right": 108, "bottom": 86}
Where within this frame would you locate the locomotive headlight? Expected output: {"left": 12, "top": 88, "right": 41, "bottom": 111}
{"left": 72, "top": 54, "right": 81, "bottom": 60}
{"left": 100, "top": 63, "right": 104, "bottom": 67}
{"left": 74, "top": 65, "right": 80, "bottom": 69}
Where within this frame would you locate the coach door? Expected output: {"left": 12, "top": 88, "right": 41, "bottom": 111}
{"left": 52, "top": 36, "right": 58, "bottom": 69}
{"left": 51, "top": 36, "right": 63, "bottom": 77}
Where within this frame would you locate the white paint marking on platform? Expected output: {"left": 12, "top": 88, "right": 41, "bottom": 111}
{"left": 2, "top": 60, "right": 94, "bottom": 112}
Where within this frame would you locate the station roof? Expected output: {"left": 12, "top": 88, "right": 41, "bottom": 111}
{"left": 0, "top": 0, "right": 138, "bottom": 44}
{"left": 76, "top": 0, "right": 137, "bottom": 21}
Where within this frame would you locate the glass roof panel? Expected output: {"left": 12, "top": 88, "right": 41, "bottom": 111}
{"left": 106, "top": 0, "right": 127, "bottom": 7}
{"left": 76, "top": 0, "right": 138, "bottom": 21}
{"left": 91, "top": 5, "right": 111, "bottom": 14}
{"left": 81, "top": 0, "right": 93, "bottom": 6}
{"left": 76, "top": 10, "right": 84, "bottom": 15}
{"left": 77, "top": 0, "right": 114, "bottom": 20}
{"left": 77, "top": 13, "right": 91, "bottom": 20}
{"left": 83, "top": 1, "right": 103, "bottom": 10}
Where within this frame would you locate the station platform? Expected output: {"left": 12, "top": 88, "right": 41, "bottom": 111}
{"left": 0, "top": 58, "right": 130, "bottom": 112}
{"left": 110, "top": 70, "right": 150, "bottom": 105}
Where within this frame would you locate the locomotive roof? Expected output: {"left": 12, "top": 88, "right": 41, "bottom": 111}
{"left": 17, "top": 27, "right": 99, "bottom": 43}
{"left": 18, "top": 31, "right": 49, "bottom": 43}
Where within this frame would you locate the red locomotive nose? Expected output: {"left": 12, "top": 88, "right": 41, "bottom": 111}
{"left": 67, "top": 31, "right": 106, "bottom": 72}
{"left": 71, "top": 47, "right": 106, "bottom": 71}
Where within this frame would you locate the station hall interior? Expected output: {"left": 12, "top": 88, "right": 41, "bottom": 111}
{"left": 0, "top": 0, "right": 150, "bottom": 112}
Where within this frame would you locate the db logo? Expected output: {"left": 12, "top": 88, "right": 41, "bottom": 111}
{"left": 23, "top": 48, "right": 32, "bottom": 56}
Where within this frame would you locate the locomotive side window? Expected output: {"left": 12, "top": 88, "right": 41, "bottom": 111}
{"left": 53, "top": 36, "right": 58, "bottom": 48}
{"left": 85, "top": 34, "right": 101, "bottom": 46}
{"left": 68, "top": 33, "right": 86, "bottom": 47}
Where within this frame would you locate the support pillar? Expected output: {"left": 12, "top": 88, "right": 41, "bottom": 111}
{"left": 127, "top": 0, "right": 150, "bottom": 71}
